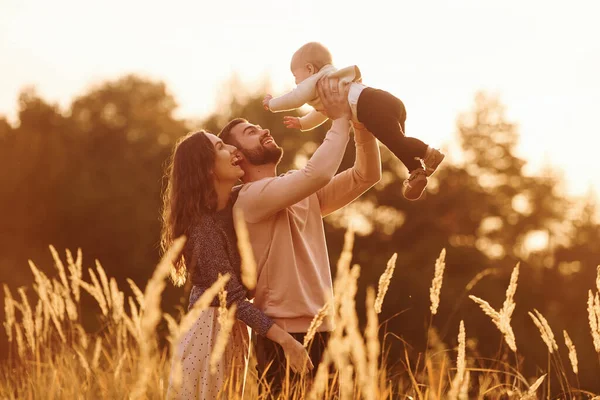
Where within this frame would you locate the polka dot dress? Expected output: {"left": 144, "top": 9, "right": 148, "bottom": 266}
{"left": 167, "top": 307, "right": 250, "bottom": 399}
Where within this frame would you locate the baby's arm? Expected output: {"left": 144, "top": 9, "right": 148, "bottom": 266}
{"left": 298, "top": 110, "right": 329, "bottom": 131}
{"left": 267, "top": 77, "right": 319, "bottom": 112}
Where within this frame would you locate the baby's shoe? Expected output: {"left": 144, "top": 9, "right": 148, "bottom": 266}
{"left": 403, "top": 168, "right": 428, "bottom": 201}
{"left": 422, "top": 147, "right": 445, "bottom": 177}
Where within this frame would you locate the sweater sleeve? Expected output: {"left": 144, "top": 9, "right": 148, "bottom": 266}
{"left": 300, "top": 110, "right": 329, "bottom": 131}
{"left": 316, "top": 122, "right": 382, "bottom": 216}
{"left": 268, "top": 75, "right": 320, "bottom": 112}
{"left": 235, "top": 119, "right": 351, "bottom": 223}
{"left": 224, "top": 266, "right": 274, "bottom": 336}
{"left": 190, "top": 222, "right": 274, "bottom": 336}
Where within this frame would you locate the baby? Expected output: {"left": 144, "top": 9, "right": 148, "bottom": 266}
{"left": 263, "top": 42, "right": 444, "bottom": 201}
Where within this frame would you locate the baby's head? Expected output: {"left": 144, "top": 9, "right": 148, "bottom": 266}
{"left": 290, "top": 42, "right": 333, "bottom": 85}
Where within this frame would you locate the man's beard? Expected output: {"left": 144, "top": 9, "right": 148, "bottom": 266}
{"left": 240, "top": 143, "right": 283, "bottom": 166}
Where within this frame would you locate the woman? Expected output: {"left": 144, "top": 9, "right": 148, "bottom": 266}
{"left": 161, "top": 130, "right": 313, "bottom": 399}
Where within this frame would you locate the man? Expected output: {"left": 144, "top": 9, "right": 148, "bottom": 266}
{"left": 218, "top": 78, "right": 381, "bottom": 392}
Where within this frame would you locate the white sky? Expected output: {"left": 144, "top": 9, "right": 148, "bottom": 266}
{"left": 1, "top": 0, "right": 599, "bottom": 196}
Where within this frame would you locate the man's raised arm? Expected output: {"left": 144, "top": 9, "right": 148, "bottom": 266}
{"left": 237, "top": 79, "right": 353, "bottom": 223}
{"left": 317, "top": 122, "right": 382, "bottom": 216}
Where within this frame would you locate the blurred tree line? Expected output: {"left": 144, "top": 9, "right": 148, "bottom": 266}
{"left": 1, "top": 75, "right": 599, "bottom": 390}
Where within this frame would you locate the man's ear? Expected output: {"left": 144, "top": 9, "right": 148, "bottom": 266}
{"left": 234, "top": 149, "right": 247, "bottom": 164}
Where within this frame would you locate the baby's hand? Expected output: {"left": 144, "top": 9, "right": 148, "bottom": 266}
{"left": 283, "top": 116, "right": 301, "bottom": 130}
{"left": 263, "top": 94, "right": 273, "bottom": 111}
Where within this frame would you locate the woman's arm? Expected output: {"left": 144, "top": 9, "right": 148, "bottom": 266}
{"left": 190, "top": 221, "right": 313, "bottom": 372}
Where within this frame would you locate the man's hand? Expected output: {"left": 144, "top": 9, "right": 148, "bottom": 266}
{"left": 283, "top": 116, "right": 301, "bottom": 130}
{"left": 263, "top": 94, "right": 273, "bottom": 111}
{"left": 317, "top": 77, "right": 351, "bottom": 121}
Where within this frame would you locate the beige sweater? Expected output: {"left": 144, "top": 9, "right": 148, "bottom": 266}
{"left": 268, "top": 64, "right": 364, "bottom": 131}
{"left": 233, "top": 119, "right": 381, "bottom": 333}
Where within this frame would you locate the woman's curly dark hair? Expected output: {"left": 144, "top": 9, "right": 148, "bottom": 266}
{"left": 160, "top": 131, "right": 217, "bottom": 286}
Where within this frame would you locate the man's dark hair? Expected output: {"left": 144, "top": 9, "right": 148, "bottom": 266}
{"left": 218, "top": 118, "right": 247, "bottom": 146}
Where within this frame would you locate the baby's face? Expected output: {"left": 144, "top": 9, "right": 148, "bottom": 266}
{"left": 290, "top": 58, "right": 314, "bottom": 85}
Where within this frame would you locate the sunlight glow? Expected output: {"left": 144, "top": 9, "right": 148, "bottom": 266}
{"left": 1, "top": 0, "right": 599, "bottom": 196}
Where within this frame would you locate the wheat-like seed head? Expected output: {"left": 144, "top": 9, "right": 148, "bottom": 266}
{"left": 176, "top": 274, "right": 230, "bottom": 344}
{"left": 338, "top": 265, "right": 371, "bottom": 399}
{"left": 75, "top": 348, "right": 91, "bottom": 376}
{"left": 114, "top": 352, "right": 127, "bottom": 379}
{"left": 304, "top": 301, "right": 330, "bottom": 348}
{"left": 34, "top": 299, "right": 43, "bottom": 338}
{"left": 469, "top": 295, "right": 499, "bottom": 321}
{"left": 49, "top": 245, "right": 69, "bottom": 294}
{"left": 66, "top": 249, "right": 82, "bottom": 303}
{"left": 587, "top": 290, "right": 600, "bottom": 352}
{"left": 75, "top": 324, "right": 89, "bottom": 350}
{"left": 365, "top": 287, "right": 380, "bottom": 400}
{"left": 126, "top": 278, "right": 145, "bottom": 310}
{"left": 170, "top": 358, "right": 184, "bottom": 394}
{"left": 72, "top": 248, "right": 84, "bottom": 302}
{"left": 131, "top": 235, "right": 186, "bottom": 400}
{"left": 76, "top": 278, "right": 107, "bottom": 318}
{"left": 209, "top": 304, "right": 237, "bottom": 375}
{"left": 128, "top": 296, "right": 140, "bottom": 328}
{"left": 15, "top": 323, "right": 25, "bottom": 359}
{"left": 233, "top": 207, "right": 257, "bottom": 291}
{"left": 218, "top": 279, "right": 228, "bottom": 326}
{"left": 339, "top": 364, "right": 355, "bottom": 400}
{"left": 429, "top": 248, "right": 446, "bottom": 316}
{"left": 521, "top": 374, "right": 546, "bottom": 399}
{"left": 332, "top": 227, "right": 356, "bottom": 321}
{"left": 536, "top": 309, "right": 558, "bottom": 351}
{"left": 469, "top": 295, "right": 517, "bottom": 352}
{"left": 3, "top": 284, "right": 16, "bottom": 342}
{"left": 163, "top": 313, "right": 179, "bottom": 343}
{"left": 596, "top": 265, "right": 600, "bottom": 294}
{"left": 336, "top": 227, "right": 355, "bottom": 279}
{"left": 529, "top": 310, "right": 557, "bottom": 354}
{"left": 502, "top": 263, "right": 519, "bottom": 320}
{"left": 121, "top": 312, "right": 140, "bottom": 344}
{"left": 563, "top": 330, "right": 578, "bottom": 375}
{"left": 308, "top": 349, "right": 331, "bottom": 400}
{"left": 29, "top": 261, "right": 66, "bottom": 343}
{"left": 17, "top": 288, "right": 35, "bottom": 353}
{"left": 468, "top": 263, "right": 521, "bottom": 353}
{"left": 109, "top": 278, "right": 124, "bottom": 323}
{"left": 95, "top": 261, "right": 112, "bottom": 311}
{"left": 449, "top": 320, "right": 467, "bottom": 400}
{"left": 91, "top": 336, "right": 103, "bottom": 369}
{"left": 456, "top": 320, "right": 466, "bottom": 378}
{"left": 375, "top": 253, "right": 397, "bottom": 314}
{"left": 49, "top": 248, "right": 79, "bottom": 322}
{"left": 51, "top": 279, "right": 67, "bottom": 322}
{"left": 64, "top": 295, "right": 78, "bottom": 322}
{"left": 88, "top": 268, "right": 108, "bottom": 316}
{"left": 595, "top": 292, "right": 600, "bottom": 320}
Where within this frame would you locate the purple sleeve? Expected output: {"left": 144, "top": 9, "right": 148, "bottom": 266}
{"left": 224, "top": 272, "right": 274, "bottom": 336}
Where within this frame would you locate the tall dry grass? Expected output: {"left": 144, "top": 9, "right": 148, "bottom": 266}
{"left": 2, "top": 235, "right": 600, "bottom": 399}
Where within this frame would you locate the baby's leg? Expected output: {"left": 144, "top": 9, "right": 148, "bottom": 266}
{"left": 357, "top": 88, "right": 428, "bottom": 173}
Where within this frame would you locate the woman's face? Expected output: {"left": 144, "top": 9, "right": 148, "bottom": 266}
{"left": 205, "top": 132, "right": 244, "bottom": 183}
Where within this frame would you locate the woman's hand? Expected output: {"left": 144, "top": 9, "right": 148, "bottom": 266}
{"left": 280, "top": 335, "right": 314, "bottom": 374}
{"left": 266, "top": 324, "right": 314, "bottom": 374}
{"left": 283, "top": 116, "right": 301, "bottom": 130}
